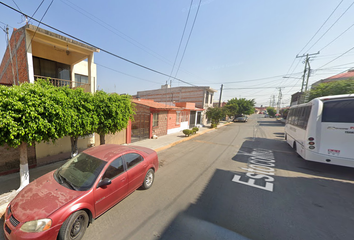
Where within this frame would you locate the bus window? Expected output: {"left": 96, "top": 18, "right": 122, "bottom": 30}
{"left": 322, "top": 99, "right": 354, "bottom": 123}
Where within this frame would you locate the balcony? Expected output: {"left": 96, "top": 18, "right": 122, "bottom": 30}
{"left": 34, "top": 75, "right": 91, "bottom": 92}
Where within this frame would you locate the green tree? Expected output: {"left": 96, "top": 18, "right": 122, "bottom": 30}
{"left": 266, "top": 107, "right": 276, "bottom": 117}
{"left": 0, "top": 79, "right": 71, "bottom": 190}
{"left": 60, "top": 87, "right": 98, "bottom": 157}
{"left": 93, "top": 91, "right": 135, "bottom": 145}
{"left": 206, "top": 107, "right": 225, "bottom": 127}
{"left": 224, "top": 98, "right": 255, "bottom": 118}
{"left": 308, "top": 79, "right": 354, "bottom": 101}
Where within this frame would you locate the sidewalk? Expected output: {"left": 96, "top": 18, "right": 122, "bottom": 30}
{"left": 0, "top": 121, "right": 232, "bottom": 218}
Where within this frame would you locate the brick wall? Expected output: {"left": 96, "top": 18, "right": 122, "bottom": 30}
{"left": 167, "top": 111, "right": 180, "bottom": 130}
{"left": 0, "top": 143, "right": 36, "bottom": 175}
{"left": 0, "top": 28, "right": 29, "bottom": 85}
{"left": 152, "top": 111, "right": 167, "bottom": 137}
{"left": 137, "top": 87, "right": 208, "bottom": 108}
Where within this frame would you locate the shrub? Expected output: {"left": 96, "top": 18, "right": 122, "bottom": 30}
{"left": 211, "top": 123, "right": 217, "bottom": 128}
{"left": 192, "top": 127, "right": 199, "bottom": 134}
{"left": 183, "top": 129, "right": 193, "bottom": 137}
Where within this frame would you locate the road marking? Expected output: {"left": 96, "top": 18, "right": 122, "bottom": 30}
{"left": 232, "top": 149, "right": 276, "bottom": 192}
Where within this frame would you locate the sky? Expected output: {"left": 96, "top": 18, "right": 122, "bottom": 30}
{"left": 1, "top": 0, "right": 354, "bottom": 107}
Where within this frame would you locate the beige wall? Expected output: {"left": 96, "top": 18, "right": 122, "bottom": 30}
{"left": 94, "top": 130, "right": 127, "bottom": 146}
{"left": 35, "top": 135, "right": 93, "bottom": 166}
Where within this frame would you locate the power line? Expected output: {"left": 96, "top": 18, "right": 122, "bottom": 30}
{"left": 319, "top": 21, "right": 354, "bottom": 52}
{"left": 173, "top": 0, "right": 202, "bottom": 80}
{"left": 168, "top": 0, "right": 194, "bottom": 84}
{"left": 318, "top": 44, "right": 354, "bottom": 69}
{"left": 298, "top": 0, "right": 343, "bottom": 54}
{"left": 0, "top": 1, "right": 196, "bottom": 86}
{"left": 305, "top": 1, "right": 354, "bottom": 53}
{"left": 26, "top": 0, "right": 54, "bottom": 52}
{"left": 96, "top": 63, "right": 161, "bottom": 85}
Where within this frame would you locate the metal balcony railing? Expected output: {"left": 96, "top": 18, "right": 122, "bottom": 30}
{"left": 34, "top": 75, "right": 91, "bottom": 92}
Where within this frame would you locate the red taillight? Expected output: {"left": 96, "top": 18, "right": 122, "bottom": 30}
{"left": 308, "top": 137, "right": 314, "bottom": 141}
{"left": 309, "top": 142, "right": 315, "bottom": 145}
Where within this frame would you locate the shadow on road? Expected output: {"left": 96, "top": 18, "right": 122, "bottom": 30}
{"left": 159, "top": 138, "right": 354, "bottom": 240}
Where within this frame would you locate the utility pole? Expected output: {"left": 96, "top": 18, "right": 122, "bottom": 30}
{"left": 218, "top": 84, "right": 223, "bottom": 107}
{"left": 296, "top": 52, "right": 319, "bottom": 103}
{"left": 276, "top": 87, "right": 283, "bottom": 114}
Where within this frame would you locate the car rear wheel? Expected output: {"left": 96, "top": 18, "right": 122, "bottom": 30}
{"left": 58, "top": 210, "right": 89, "bottom": 240}
{"left": 141, "top": 169, "right": 154, "bottom": 190}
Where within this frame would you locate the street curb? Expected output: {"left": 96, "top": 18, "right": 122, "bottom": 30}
{"left": 154, "top": 122, "right": 232, "bottom": 153}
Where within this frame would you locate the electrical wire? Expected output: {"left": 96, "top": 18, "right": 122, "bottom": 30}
{"left": 319, "top": 21, "right": 354, "bottom": 52}
{"left": 173, "top": 0, "right": 202, "bottom": 80}
{"left": 305, "top": 1, "right": 354, "bottom": 53}
{"left": 0, "top": 1, "right": 197, "bottom": 86}
{"left": 26, "top": 0, "right": 54, "bottom": 52}
{"left": 298, "top": 0, "right": 343, "bottom": 54}
{"left": 167, "top": 0, "right": 194, "bottom": 83}
{"left": 96, "top": 63, "right": 161, "bottom": 85}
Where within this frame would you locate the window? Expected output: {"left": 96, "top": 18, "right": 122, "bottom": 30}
{"left": 33, "top": 56, "right": 71, "bottom": 81}
{"left": 287, "top": 106, "right": 312, "bottom": 129}
{"left": 322, "top": 99, "right": 354, "bottom": 123}
{"left": 124, "top": 153, "right": 143, "bottom": 169}
{"left": 205, "top": 91, "right": 209, "bottom": 104}
{"left": 153, "top": 112, "right": 159, "bottom": 127}
{"left": 176, "top": 112, "right": 180, "bottom": 124}
{"left": 75, "top": 74, "right": 89, "bottom": 85}
{"left": 210, "top": 93, "right": 213, "bottom": 104}
{"left": 102, "top": 157, "right": 124, "bottom": 180}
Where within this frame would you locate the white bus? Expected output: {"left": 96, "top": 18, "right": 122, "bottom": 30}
{"left": 284, "top": 94, "right": 354, "bottom": 167}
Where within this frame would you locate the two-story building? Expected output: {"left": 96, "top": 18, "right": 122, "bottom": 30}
{"left": 136, "top": 85, "right": 217, "bottom": 126}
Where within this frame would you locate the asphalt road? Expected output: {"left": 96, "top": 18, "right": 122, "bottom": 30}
{"left": 2, "top": 115, "right": 354, "bottom": 240}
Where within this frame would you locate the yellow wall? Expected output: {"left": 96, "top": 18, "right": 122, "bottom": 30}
{"left": 35, "top": 135, "right": 93, "bottom": 165}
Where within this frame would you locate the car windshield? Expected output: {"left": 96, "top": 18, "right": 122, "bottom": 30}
{"left": 55, "top": 153, "right": 107, "bottom": 191}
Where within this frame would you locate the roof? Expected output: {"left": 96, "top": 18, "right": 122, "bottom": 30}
{"left": 24, "top": 24, "right": 100, "bottom": 53}
{"left": 326, "top": 70, "right": 354, "bottom": 80}
{"left": 133, "top": 99, "right": 182, "bottom": 110}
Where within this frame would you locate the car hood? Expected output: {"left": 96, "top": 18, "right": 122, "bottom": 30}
{"left": 10, "top": 170, "right": 85, "bottom": 222}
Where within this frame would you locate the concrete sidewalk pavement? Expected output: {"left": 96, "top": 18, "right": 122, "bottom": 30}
{"left": 0, "top": 121, "right": 232, "bottom": 218}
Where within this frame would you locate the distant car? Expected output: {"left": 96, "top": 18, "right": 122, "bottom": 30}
{"left": 234, "top": 115, "right": 248, "bottom": 122}
{"left": 3, "top": 144, "right": 158, "bottom": 240}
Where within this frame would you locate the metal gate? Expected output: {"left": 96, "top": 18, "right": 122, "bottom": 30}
{"left": 189, "top": 111, "right": 196, "bottom": 128}
{"left": 131, "top": 113, "right": 150, "bottom": 143}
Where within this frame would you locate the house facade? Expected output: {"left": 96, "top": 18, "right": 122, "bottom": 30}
{"left": 0, "top": 24, "right": 124, "bottom": 175}
{"left": 136, "top": 85, "right": 217, "bottom": 126}
{"left": 131, "top": 99, "right": 202, "bottom": 142}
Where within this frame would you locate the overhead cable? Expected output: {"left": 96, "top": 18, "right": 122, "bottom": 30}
{"left": 0, "top": 1, "right": 196, "bottom": 86}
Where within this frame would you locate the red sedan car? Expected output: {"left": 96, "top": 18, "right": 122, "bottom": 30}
{"left": 3, "top": 144, "right": 158, "bottom": 240}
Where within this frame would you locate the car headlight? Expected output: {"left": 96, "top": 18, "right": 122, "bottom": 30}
{"left": 20, "top": 219, "right": 52, "bottom": 233}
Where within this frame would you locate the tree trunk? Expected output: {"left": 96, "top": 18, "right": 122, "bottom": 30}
{"left": 100, "top": 134, "right": 105, "bottom": 145}
{"left": 70, "top": 136, "right": 79, "bottom": 158}
{"left": 17, "top": 142, "right": 29, "bottom": 192}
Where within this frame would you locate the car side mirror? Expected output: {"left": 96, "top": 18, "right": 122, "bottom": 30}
{"left": 97, "top": 178, "right": 112, "bottom": 188}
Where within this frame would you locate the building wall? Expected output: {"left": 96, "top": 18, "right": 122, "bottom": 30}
{"left": 137, "top": 87, "right": 214, "bottom": 109}
{"left": 152, "top": 111, "right": 167, "bottom": 137}
{"left": 0, "top": 28, "right": 29, "bottom": 85}
{"left": 137, "top": 87, "right": 216, "bottom": 126}
{"left": 35, "top": 135, "right": 93, "bottom": 166}
{"left": 166, "top": 110, "right": 190, "bottom": 134}
{"left": 0, "top": 144, "right": 36, "bottom": 175}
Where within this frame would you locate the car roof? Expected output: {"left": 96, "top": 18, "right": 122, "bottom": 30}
{"left": 83, "top": 144, "right": 155, "bottom": 162}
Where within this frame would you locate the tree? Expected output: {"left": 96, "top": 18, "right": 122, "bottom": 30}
{"left": 308, "top": 79, "right": 354, "bottom": 101}
{"left": 206, "top": 107, "right": 225, "bottom": 127}
{"left": 60, "top": 87, "right": 98, "bottom": 157}
{"left": 0, "top": 79, "right": 71, "bottom": 190}
{"left": 266, "top": 107, "right": 276, "bottom": 117}
{"left": 224, "top": 98, "right": 255, "bottom": 118}
{"left": 93, "top": 91, "right": 135, "bottom": 145}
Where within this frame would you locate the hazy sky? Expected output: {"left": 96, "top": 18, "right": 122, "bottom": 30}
{"left": 1, "top": 0, "right": 354, "bottom": 107}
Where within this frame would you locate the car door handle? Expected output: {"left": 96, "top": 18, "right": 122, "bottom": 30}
{"left": 121, "top": 177, "right": 126, "bottom": 182}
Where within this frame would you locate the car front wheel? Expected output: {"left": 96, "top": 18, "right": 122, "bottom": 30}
{"left": 58, "top": 210, "right": 89, "bottom": 240}
{"left": 141, "top": 169, "right": 154, "bottom": 190}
